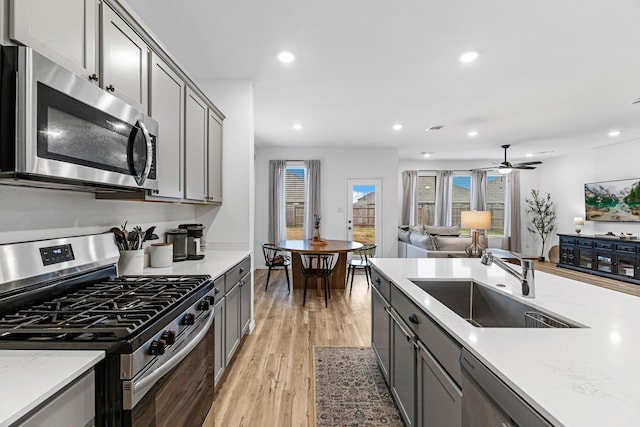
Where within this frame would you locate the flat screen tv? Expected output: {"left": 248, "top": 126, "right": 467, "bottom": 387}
{"left": 584, "top": 178, "right": 640, "bottom": 222}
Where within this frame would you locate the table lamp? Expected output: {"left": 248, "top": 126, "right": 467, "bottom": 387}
{"left": 461, "top": 211, "right": 492, "bottom": 257}
{"left": 574, "top": 217, "right": 584, "bottom": 234}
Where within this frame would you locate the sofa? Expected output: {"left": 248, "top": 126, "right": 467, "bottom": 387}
{"left": 398, "top": 225, "right": 506, "bottom": 258}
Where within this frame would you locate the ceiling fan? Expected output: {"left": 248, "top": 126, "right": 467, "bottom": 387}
{"left": 482, "top": 144, "right": 542, "bottom": 173}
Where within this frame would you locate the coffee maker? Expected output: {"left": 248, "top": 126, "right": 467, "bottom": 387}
{"left": 166, "top": 229, "right": 188, "bottom": 262}
{"left": 179, "top": 224, "right": 205, "bottom": 260}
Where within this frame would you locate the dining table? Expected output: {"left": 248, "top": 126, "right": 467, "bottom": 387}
{"left": 276, "top": 240, "right": 364, "bottom": 289}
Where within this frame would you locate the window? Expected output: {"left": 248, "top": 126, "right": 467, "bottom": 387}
{"left": 284, "top": 163, "right": 306, "bottom": 239}
{"left": 417, "top": 175, "right": 436, "bottom": 225}
{"left": 452, "top": 175, "right": 471, "bottom": 231}
{"left": 486, "top": 175, "right": 506, "bottom": 235}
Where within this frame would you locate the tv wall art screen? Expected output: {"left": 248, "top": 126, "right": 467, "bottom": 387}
{"left": 584, "top": 178, "right": 640, "bottom": 222}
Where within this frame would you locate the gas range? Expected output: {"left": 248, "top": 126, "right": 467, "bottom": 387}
{"left": 0, "top": 233, "right": 218, "bottom": 426}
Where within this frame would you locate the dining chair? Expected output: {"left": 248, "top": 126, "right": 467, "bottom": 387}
{"left": 262, "top": 243, "right": 291, "bottom": 292}
{"left": 347, "top": 243, "right": 377, "bottom": 293}
{"left": 300, "top": 253, "right": 337, "bottom": 307}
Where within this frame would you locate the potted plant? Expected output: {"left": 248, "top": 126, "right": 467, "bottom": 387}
{"left": 525, "top": 189, "right": 557, "bottom": 261}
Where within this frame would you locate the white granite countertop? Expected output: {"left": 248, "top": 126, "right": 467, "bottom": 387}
{"left": 371, "top": 257, "right": 640, "bottom": 427}
{"left": 143, "top": 249, "right": 252, "bottom": 278}
{"left": 0, "top": 350, "right": 104, "bottom": 427}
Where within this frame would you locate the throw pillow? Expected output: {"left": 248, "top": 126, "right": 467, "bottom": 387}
{"left": 398, "top": 228, "right": 411, "bottom": 242}
{"left": 409, "top": 225, "right": 425, "bottom": 234}
{"left": 410, "top": 232, "right": 436, "bottom": 250}
{"left": 423, "top": 225, "right": 460, "bottom": 236}
{"left": 434, "top": 236, "right": 472, "bottom": 251}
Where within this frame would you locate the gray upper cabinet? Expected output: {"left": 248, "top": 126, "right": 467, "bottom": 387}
{"left": 100, "top": 4, "right": 149, "bottom": 114}
{"left": 150, "top": 53, "right": 184, "bottom": 200}
{"left": 185, "top": 88, "right": 208, "bottom": 202}
{"left": 207, "top": 110, "right": 223, "bottom": 204}
{"left": 9, "top": 0, "right": 99, "bottom": 79}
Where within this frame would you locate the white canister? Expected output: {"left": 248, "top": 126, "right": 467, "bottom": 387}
{"left": 118, "top": 250, "right": 145, "bottom": 275}
{"left": 150, "top": 243, "right": 173, "bottom": 268}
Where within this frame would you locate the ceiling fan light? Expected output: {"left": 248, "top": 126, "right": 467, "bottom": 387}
{"left": 498, "top": 168, "right": 512, "bottom": 174}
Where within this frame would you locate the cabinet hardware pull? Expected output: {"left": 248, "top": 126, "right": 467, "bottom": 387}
{"left": 88, "top": 73, "right": 99, "bottom": 82}
{"left": 408, "top": 314, "right": 420, "bottom": 324}
{"left": 106, "top": 84, "right": 115, "bottom": 92}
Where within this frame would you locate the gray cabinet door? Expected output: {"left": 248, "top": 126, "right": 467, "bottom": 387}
{"left": 214, "top": 297, "right": 225, "bottom": 387}
{"left": 207, "top": 110, "right": 223, "bottom": 203}
{"left": 150, "top": 53, "right": 184, "bottom": 199}
{"left": 101, "top": 4, "right": 149, "bottom": 113}
{"left": 239, "top": 274, "right": 251, "bottom": 334}
{"left": 185, "top": 88, "right": 207, "bottom": 201}
{"left": 417, "top": 340, "right": 462, "bottom": 427}
{"left": 10, "top": 0, "right": 98, "bottom": 79}
{"left": 371, "top": 286, "right": 391, "bottom": 385}
{"left": 224, "top": 282, "right": 241, "bottom": 365}
{"left": 390, "top": 310, "right": 416, "bottom": 427}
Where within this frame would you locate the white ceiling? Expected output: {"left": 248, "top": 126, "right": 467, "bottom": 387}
{"left": 126, "top": 0, "right": 640, "bottom": 164}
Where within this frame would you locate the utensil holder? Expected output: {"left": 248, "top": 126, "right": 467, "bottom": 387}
{"left": 118, "top": 249, "right": 144, "bottom": 275}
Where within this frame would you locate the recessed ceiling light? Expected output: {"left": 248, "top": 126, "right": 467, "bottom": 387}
{"left": 293, "top": 123, "right": 303, "bottom": 130}
{"left": 467, "top": 130, "right": 478, "bottom": 137}
{"left": 459, "top": 51, "right": 479, "bottom": 63}
{"left": 422, "top": 152, "right": 432, "bottom": 158}
{"left": 608, "top": 130, "right": 621, "bottom": 137}
{"left": 278, "top": 51, "right": 295, "bottom": 63}
{"left": 525, "top": 153, "right": 533, "bottom": 158}
{"left": 392, "top": 124, "right": 403, "bottom": 131}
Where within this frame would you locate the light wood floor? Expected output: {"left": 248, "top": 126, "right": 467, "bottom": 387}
{"left": 204, "top": 269, "right": 372, "bottom": 427}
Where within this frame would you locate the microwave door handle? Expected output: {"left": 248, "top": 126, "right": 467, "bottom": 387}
{"left": 137, "top": 121, "right": 153, "bottom": 186}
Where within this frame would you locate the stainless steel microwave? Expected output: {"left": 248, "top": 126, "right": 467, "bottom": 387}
{"left": 0, "top": 46, "right": 158, "bottom": 191}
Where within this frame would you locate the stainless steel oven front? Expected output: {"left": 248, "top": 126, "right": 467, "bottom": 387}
{"left": 0, "top": 46, "right": 158, "bottom": 191}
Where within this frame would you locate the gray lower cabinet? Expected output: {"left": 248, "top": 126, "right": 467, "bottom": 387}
{"left": 389, "top": 308, "right": 416, "bottom": 426}
{"left": 214, "top": 296, "right": 225, "bottom": 386}
{"left": 224, "top": 281, "right": 241, "bottom": 365}
{"left": 371, "top": 285, "right": 391, "bottom": 385}
{"left": 417, "top": 340, "right": 462, "bottom": 427}
{"left": 239, "top": 273, "right": 251, "bottom": 334}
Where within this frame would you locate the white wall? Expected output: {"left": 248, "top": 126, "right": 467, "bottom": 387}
{"left": 195, "top": 80, "right": 254, "bottom": 252}
{"left": 0, "top": 185, "right": 196, "bottom": 244}
{"left": 255, "top": 147, "right": 399, "bottom": 259}
{"left": 532, "top": 138, "right": 640, "bottom": 252}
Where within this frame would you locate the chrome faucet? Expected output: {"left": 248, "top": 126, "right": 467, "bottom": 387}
{"left": 480, "top": 252, "right": 535, "bottom": 298}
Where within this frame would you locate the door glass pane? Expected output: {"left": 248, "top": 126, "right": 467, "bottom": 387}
{"left": 285, "top": 167, "right": 305, "bottom": 239}
{"left": 352, "top": 185, "right": 376, "bottom": 243}
{"left": 487, "top": 175, "right": 506, "bottom": 235}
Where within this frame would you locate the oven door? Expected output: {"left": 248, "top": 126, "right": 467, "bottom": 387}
{"left": 15, "top": 47, "right": 158, "bottom": 190}
{"left": 123, "top": 310, "right": 215, "bottom": 427}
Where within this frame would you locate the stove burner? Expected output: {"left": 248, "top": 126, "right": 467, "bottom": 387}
{"left": 0, "top": 275, "right": 212, "bottom": 341}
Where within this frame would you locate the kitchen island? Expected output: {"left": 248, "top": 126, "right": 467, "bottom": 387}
{"left": 371, "top": 257, "right": 640, "bottom": 426}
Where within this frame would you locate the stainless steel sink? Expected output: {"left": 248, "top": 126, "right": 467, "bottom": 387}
{"left": 411, "top": 280, "right": 582, "bottom": 328}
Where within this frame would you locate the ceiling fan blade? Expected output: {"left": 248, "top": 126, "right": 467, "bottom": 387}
{"left": 513, "top": 165, "right": 537, "bottom": 170}
{"left": 512, "top": 161, "right": 542, "bottom": 167}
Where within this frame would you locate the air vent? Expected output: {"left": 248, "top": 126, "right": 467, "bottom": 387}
{"left": 425, "top": 125, "right": 445, "bottom": 132}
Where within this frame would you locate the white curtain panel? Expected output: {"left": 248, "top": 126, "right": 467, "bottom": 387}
{"left": 434, "top": 171, "right": 453, "bottom": 226}
{"left": 401, "top": 170, "right": 418, "bottom": 226}
{"left": 471, "top": 170, "right": 487, "bottom": 211}
{"left": 303, "top": 160, "right": 321, "bottom": 240}
{"left": 505, "top": 171, "right": 521, "bottom": 253}
{"left": 268, "top": 160, "right": 287, "bottom": 243}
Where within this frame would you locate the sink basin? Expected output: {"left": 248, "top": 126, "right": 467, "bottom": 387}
{"left": 411, "top": 280, "right": 581, "bottom": 328}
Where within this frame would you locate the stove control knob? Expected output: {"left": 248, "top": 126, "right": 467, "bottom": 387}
{"left": 198, "top": 299, "right": 210, "bottom": 311}
{"left": 161, "top": 330, "right": 176, "bottom": 345}
{"left": 149, "top": 339, "right": 166, "bottom": 356}
{"left": 183, "top": 313, "right": 195, "bottom": 325}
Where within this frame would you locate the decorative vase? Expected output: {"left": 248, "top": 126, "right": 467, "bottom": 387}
{"left": 313, "top": 226, "right": 321, "bottom": 242}
{"left": 118, "top": 249, "right": 144, "bottom": 275}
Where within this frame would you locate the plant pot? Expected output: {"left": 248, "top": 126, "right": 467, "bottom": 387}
{"left": 118, "top": 249, "right": 144, "bottom": 275}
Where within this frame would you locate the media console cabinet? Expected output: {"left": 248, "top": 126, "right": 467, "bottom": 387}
{"left": 558, "top": 234, "right": 640, "bottom": 285}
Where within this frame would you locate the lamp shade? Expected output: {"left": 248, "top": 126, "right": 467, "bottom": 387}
{"left": 574, "top": 217, "right": 585, "bottom": 226}
{"left": 461, "top": 211, "right": 492, "bottom": 230}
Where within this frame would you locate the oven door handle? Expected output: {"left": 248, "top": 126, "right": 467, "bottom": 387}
{"left": 133, "top": 307, "right": 214, "bottom": 397}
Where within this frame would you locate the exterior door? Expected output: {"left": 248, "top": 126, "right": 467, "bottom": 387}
{"left": 346, "top": 179, "right": 381, "bottom": 250}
